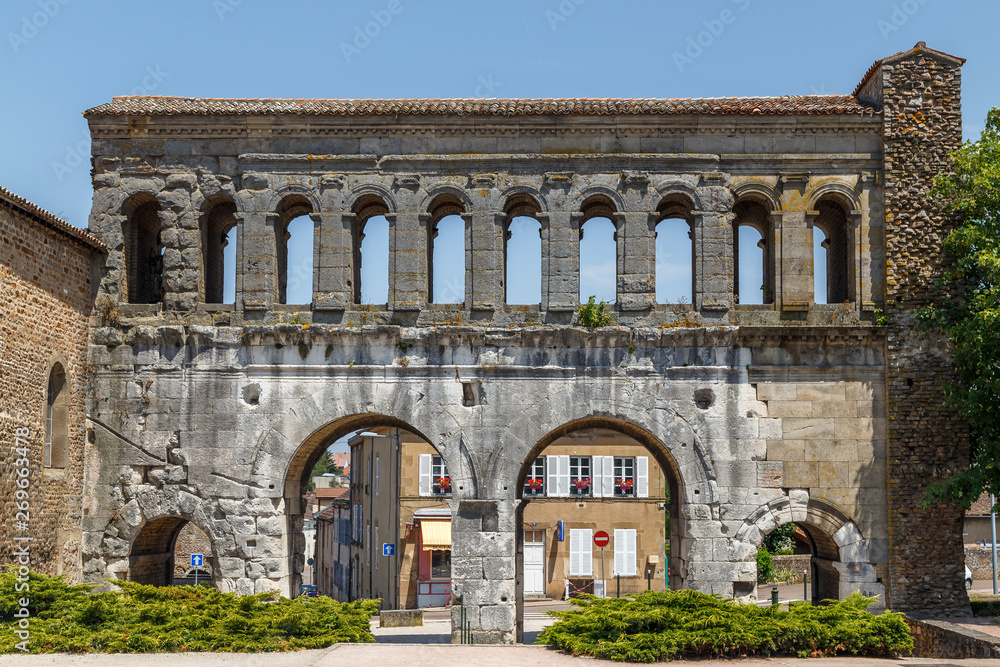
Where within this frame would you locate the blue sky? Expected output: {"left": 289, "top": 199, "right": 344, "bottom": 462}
{"left": 3, "top": 0, "right": 997, "bottom": 307}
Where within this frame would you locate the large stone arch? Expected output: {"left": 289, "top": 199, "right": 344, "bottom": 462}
{"left": 734, "top": 490, "right": 883, "bottom": 607}
{"left": 494, "top": 388, "right": 717, "bottom": 506}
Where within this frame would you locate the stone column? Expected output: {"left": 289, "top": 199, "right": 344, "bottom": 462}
{"left": 314, "top": 211, "right": 354, "bottom": 310}
{"left": 616, "top": 211, "right": 655, "bottom": 311}
{"left": 157, "top": 174, "right": 201, "bottom": 311}
{"left": 691, "top": 209, "right": 733, "bottom": 313}
{"left": 388, "top": 211, "right": 428, "bottom": 311}
{"left": 237, "top": 213, "right": 278, "bottom": 311}
{"left": 467, "top": 210, "right": 504, "bottom": 311}
{"left": 540, "top": 210, "right": 579, "bottom": 312}
{"left": 778, "top": 207, "right": 812, "bottom": 310}
{"left": 450, "top": 499, "right": 517, "bottom": 644}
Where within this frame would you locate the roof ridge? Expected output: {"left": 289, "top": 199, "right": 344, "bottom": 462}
{"left": 0, "top": 184, "right": 106, "bottom": 252}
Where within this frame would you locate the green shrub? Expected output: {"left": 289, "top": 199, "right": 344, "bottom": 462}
{"left": 757, "top": 548, "right": 775, "bottom": 584}
{"left": 537, "top": 589, "right": 912, "bottom": 662}
{"left": 0, "top": 570, "right": 378, "bottom": 654}
{"left": 577, "top": 296, "right": 613, "bottom": 328}
{"left": 971, "top": 599, "right": 1000, "bottom": 617}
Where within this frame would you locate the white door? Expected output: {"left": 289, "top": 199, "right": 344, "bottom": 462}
{"left": 523, "top": 530, "right": 545, "bottom": 595}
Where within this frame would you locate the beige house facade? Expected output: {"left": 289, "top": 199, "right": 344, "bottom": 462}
{"left": 345, "top": 427, "right": 667, "bottom": 608}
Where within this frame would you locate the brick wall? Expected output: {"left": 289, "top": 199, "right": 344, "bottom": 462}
{"left": 0, "top": 200, "right": 98, "bottom": 579}
{"left": 880, "top": 44, "right": 971, "bottom": 615}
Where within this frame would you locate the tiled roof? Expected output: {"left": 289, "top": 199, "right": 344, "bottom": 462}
{"left": 315, "top": 487, "right": 349, "bottom": 499}
{"left": 84, "top": 95, "right": 877, "bottom": 118}
{"left": 0, "top": 185, "right": 106, "bottom": 252}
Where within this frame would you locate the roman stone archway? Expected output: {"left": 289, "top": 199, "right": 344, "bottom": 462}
{"left": 734, "top": 491, "right": 884, "bottom": 608}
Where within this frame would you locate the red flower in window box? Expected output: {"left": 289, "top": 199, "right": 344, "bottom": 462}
{"left": 573, "top": 477, "right": 591, "bottom": 490}
{"left": 526, "top": 478, "right": 543, "bottom": 488}
{"left": 435, "top": 477, "right": 451, "bottom": 490}
{"left": 617, "top": 478, "right": 634, "bottom": 489}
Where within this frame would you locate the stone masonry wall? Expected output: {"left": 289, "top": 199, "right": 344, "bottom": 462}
{"left": 880, "top": 44, "right": 971, "bottom": 615}
{"left": 0, "top": 201, "right": 98, "bottom": 579}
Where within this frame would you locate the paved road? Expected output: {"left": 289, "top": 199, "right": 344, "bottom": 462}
{"left": 3, "top": 648, "right": 999, "bottom": 666}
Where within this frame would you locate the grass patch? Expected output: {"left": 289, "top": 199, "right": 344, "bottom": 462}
{"left": 0, "top": 571, "right": 378, "bottom": 654}
{"left": 537, "top": 590, "right": 912, "bottom": 663}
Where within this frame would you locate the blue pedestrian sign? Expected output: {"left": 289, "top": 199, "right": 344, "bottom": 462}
{"left": 191, "top": 553, "right": 204, "bottom": 567}
{"left": 382, "top": 543, "right": 395, "bottom": 556}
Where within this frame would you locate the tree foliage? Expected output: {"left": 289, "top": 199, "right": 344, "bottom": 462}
{"left": 919, "top": 107, "right": 1000, "bottom": 511}
{"left": 306, "top": 450, "right": 342, "bottom": 491}
{"left": 537, "top": 590, "right": 912, "bottom": 662}
{"left": 0, "top": 570, "right": 378, "bottom": 654}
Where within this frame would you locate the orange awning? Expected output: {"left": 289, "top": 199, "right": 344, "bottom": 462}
{"left": 420, "top": 520, "right": 451, "bottom": 551}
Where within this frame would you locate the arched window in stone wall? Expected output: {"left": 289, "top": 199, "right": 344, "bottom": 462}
{"left": 276, "top": 196, "right": 314, "bottom": 305}
{"left": 733, "top": 200, "right": 774, "bottom": 305}
{"left": 353, "top": 195, "right": 391, "bottom": 305}
{"left": 813, "top": 200, "right": 853, "bottom": 304}
{"left": 44, "top": 363, "right": 68, "bottom": 469}
{"left": 123, "top": 199, "right": 164, "bottom": 304}
{"left": 655, "top": 196, "right": 694, "bottom": 304}
{"left": 579, "top": 195, "right": 617, "bottom": 304}
{"left": 504, "top": 194, "right": 542, "bottom": 305}
{"left": 427, "top": 195, "right": 466, "bottom": 304}
{"left": 202, "top": 200, "right": 237, "bottom": 304}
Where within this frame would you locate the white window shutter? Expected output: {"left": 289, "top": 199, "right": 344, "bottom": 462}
{"left": 558, "top": 455, "right": 571, "bottom": 498}
{"left": 626, "top": 529, "right": 637, "bottom": 575}
{"left": 614, "top": 529, "right": 626, "bottom": 575}
{"left": 419, "top": 453, "right": 432, "bottom": 496}
{"left": 546, "top": 455, "right": 559, "bottom": 497}
{"left": 636, "top": 456, "right": 649, "bottom": 498}
{"left": 570, "top": 529, "right": 593, "bottom": 576}
{"left": 602, "top": 456, "right": 614, "bottom": 497}
{"left": 591, "top": 456, "right": 604, "bottom": 498}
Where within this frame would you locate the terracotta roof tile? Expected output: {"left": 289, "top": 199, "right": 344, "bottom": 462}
{"left": 315, "top": 487, "right": 349, "bottom": 499}
{"left": 0, "top": 185, "right": 106, "bottom": 252}
{"left": 84, "top": 95, "right": 877, "bottom": 118}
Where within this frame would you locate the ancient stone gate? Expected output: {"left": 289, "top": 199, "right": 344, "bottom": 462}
{"left": 81, "top": 43, "right": 970, "bottom": 642}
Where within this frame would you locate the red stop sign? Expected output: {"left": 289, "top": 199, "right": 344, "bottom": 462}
{"left": 594, "top": 530, "right": 610, "bottom": 547}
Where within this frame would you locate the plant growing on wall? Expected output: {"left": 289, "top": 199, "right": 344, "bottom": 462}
{"left": 919, "top": 107, "right": 1000, "bottom": 511}
{"left": 577, "top": 296, "right": 612, "bottom": 328}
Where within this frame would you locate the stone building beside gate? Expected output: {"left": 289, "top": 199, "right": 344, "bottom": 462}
{"left": 0, "top": 186, "right": 105, "bottom": 580}
{"left": 0, "top": 41, "right": 957, "bottom": 643}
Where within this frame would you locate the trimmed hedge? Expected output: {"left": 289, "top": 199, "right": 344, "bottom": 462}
{"left": 971, "top": 599, "right": 1000, "bottom": 617}
{"left": 537, "top": 590, "right": 913, "bottom": 663}
{"left": 0, "top": 571, "right": 378, "bottom": 653}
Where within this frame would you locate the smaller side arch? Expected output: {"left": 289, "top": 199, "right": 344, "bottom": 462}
{"left": 806, "top": 182, "right": 862, "bottom": 214}
{"left": 269, "top": 183, "right": 321, "bottom": 216}
{"left": 346, "top": 184, "right": 398, "bottom": 216}
{"left": 575, "top": 188, "right": 624, "bottom": 221}
{"left": 735, "top": 491, "right": 881, "bottom": 604}
{"left": 420, "top": 184, "right": 474, "bottom": 218}
{"left": 731, "top": 182, "right": 782, "bottom": 213}
{"left": 655, "top": 180, "right": 704, "bottom": 212}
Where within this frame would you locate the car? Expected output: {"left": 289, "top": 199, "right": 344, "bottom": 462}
{"left": 300, "top": 584, "right": 319, "bottom": 597}
{"left": 965, "top": 565, "right": 973, "bottom": 590}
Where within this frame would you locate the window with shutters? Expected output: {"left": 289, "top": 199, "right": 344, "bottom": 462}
{"left": 614, "top": 456, "right": 635, "bottom": 497}
{"left": 570, "top": 456, "right": 591, "bottom": 496}
{"left": 613, "top": 529, "right": 637, "bottom": 576}
{"left": 432, "top": 455, "right": 450, "bottom": 495}
{"left": 523, "top": 457, "right": 545, "bottom": 496}
{"left": 569, "top": 528, "right": 593, "bottom": 576}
